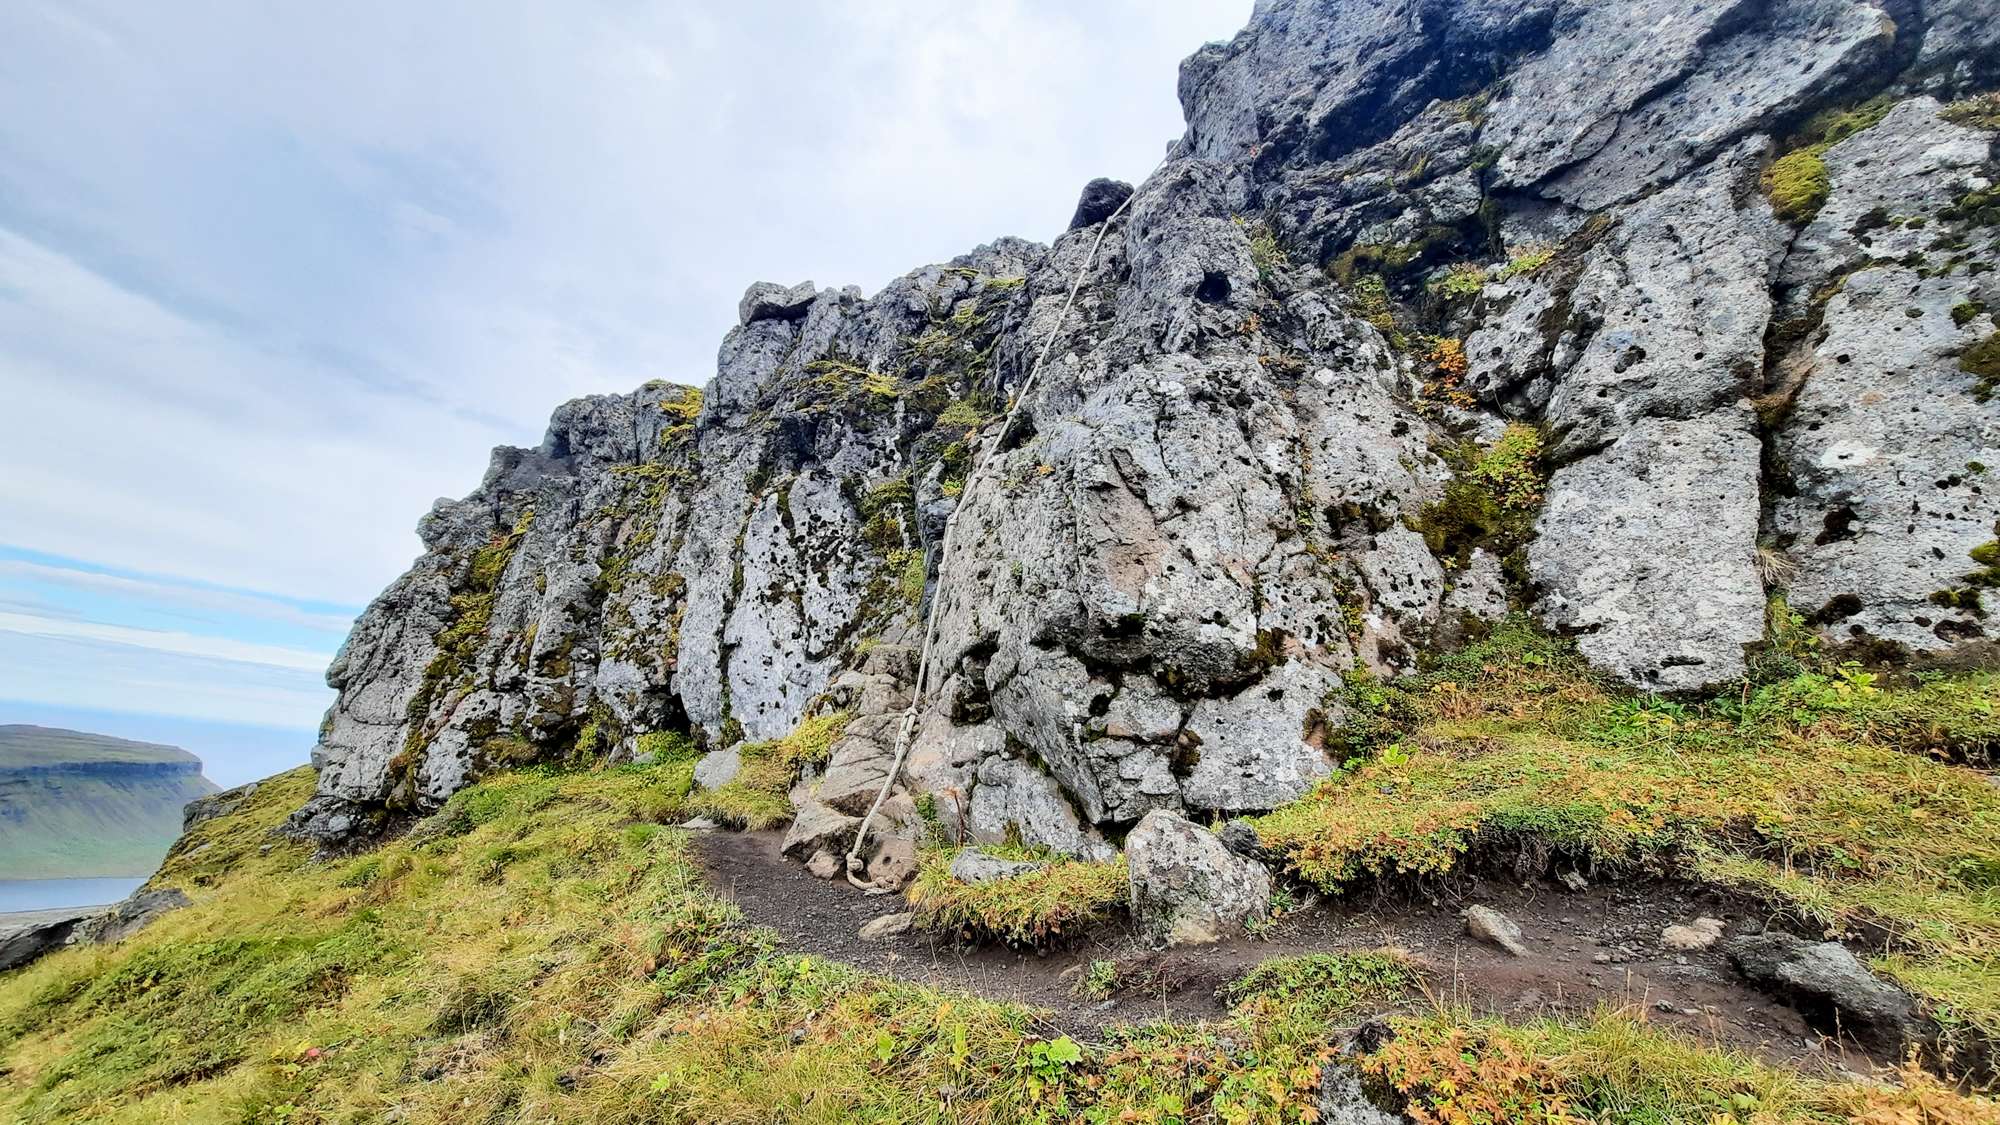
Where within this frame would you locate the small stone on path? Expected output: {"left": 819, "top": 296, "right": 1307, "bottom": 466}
{"left": 807, "top": 850, "right": 842, "bottom": 880}
{"left": 858, "top": 913, "right": 913, "bottom": 941}
{"left": 680, "top": 817, "right": 721, "bottom": 831}
{"left": 1558, "top": 870, "right": 1588, "bottom": 892}
{"left": 1466, "top": 905, "right": 1530, "bottom": 956}
{"left": 1661, "top": 917, "right": 1725, "bottom": 951}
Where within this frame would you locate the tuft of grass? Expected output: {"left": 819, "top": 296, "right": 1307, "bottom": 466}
{"left": 1220, "top": 952, "right": 1417, "bottom": 1030}
{"left": 686, "top": 712, "right": 847, "bottom": 830}
{"left": 1766, "top": 147, "right": 1834, "bottom": 224}
{"left": 907, "top": 849, "right": 1129, "bottom": 947}
{"left": 1943, "top": 93, "right": 2000, "bottom": 131}
{"left": 1496, "top": 244, "right": 1556, "bottom": 280}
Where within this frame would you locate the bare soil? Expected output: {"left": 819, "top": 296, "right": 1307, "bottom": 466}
{"left": 694, "top": 828, "right": 1880, "bottom": 1075}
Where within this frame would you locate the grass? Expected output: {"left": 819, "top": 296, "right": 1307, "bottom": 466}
{"left": 683, "top": 712, "right": 846, "bottom": 829}
{"left": 1253, "top": 619, "right": 2000, "bottom": 1065}
{"left": 1359, "top": 1006, "right": 1993, "bottom": 1125}
{"left": 0, "top": 748, "right": 1995, "bottom": 1123}
{"left": 1218, "top": 952, "right": 1417, "bottom": 1030}
{"left": 907, "top": 847, "right": 1130, "bottom": 947}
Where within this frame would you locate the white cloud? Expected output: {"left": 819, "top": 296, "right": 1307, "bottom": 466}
{"left": 0, "top": 560, "right": 355, "bottom": 634}
{"left": 0, "top": 0, "right": 1253, "bottom": 734}
{"left": 0, "top": 630, "right": 332, "bottom": 730}
{"left": 0, "top": 613, "right": 332, "bottom": 672}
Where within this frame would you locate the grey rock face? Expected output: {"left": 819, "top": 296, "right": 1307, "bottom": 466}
{"left": 0, "top": 909, "right": 93, "bottom": 972}
{"left": 183, "top": 780, "right": 258, "bottom": 831}
{"left": 1127, "top": 809, "right": 1272, "bottom": 946}
{"left": 948, "top": 846, "right": 1043, "bottom": 884}
{"left": 1726, "top": 932, "right": 1937, "bottom": 1055}
{"left": 290, "top": 0, "right": 2000, "bottom": 850}
{"left": 78, "top": 887, "right": 191, "bottom": 946}
{"left": 1769, "top": 100, "right": 2000, "bottom": 650}
{"left": 1533, "top": 409, "right": 1767, "bottom": 691}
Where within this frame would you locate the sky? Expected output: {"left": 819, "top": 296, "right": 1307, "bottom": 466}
{"left": 0, "top": 1, "right": 1255, "bottom": 789}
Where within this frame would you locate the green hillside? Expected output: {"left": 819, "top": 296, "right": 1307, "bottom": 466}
{"left": 0, "top": 726, "right": 218, "bottom": 880}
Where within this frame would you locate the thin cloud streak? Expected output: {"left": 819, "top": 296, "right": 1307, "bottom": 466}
{"left": 0, "top": 560, "right": 356, "bottom": 634}
{"left": 0, "top": 613, "right": 333, "bottom": 672}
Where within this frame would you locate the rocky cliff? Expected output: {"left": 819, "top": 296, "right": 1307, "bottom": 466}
{"left": 0, "top": 726, "right": 219, "bottom": 879}
{"left": 286, "top": 0, "right": 2000, "bottom": 857}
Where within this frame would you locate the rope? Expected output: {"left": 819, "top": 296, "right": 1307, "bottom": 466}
{"left": 843, "top": 189, "right": 1140, "bottom": 887}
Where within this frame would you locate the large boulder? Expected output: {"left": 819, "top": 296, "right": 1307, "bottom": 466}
{"left": 77, "top": 887, "right": 191, "bottom": 946}
{"left": 1126, "top": 810, "right": 1272, "bottom": 946}
{"left": 1726, "top": 932, "right": 1937, "bottom": 1056}
{"left": 0, "top": 908, "right": 94, "bottom": 972}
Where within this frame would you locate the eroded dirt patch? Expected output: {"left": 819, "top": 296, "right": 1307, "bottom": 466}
{"left": 694, "top": 828, "right": 1878, "bottom": 1075}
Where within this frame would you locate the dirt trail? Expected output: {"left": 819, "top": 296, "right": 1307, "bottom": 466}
{"left": 693, "top": 829, "right": 1876, "bottom": 1074}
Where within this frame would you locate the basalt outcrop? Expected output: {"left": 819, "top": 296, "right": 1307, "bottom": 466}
{"left": 287, "top": 0, "right": 2000, "bottom": 857}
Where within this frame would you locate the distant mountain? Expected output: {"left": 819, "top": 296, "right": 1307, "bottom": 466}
{"left": 0, "top": 725, "right": 219, "bottom": 880}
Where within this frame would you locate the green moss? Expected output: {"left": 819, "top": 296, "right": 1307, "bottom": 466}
{"left": 900, "top": 551, "right": 927, "bottom": 604}
{"left": 1956, "top": 301, "right": 1990, "bottom": 328}
{"left": 1410, "top": 425, "right": 1546, "bottom": 568}
{"left": 1942, "top": 92, "right": 2000, "bottom": 131}
{"left": 936, "top": 398, "right": 986, "bottom": 427}
{"left": 1963, "top": 332, "right": 2000, "bottom": 402}
{"left": 635, "top": 729, "right": 700, "bottom": 763}
{"left": 1764, "top": 146, "right": 1832, "bottom": 224}
{"left": 1429, "top": 261, "right": 1486, "bottom": 299}
{"left": 1941, "top": 185, "right": 2000, "bottom": 227}
{"left": 1799, "top": 93, "right": 1896, "bottom": 148}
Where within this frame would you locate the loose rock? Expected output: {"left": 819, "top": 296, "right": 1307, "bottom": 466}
{"left": 1661, "top": 917, "right": 1725, "bottom": 951}
{"left": 1726, "top": 932, "right": 1937, "bottom": 1055}
{"left": 806, "top": 849, "right": 842, "bottom": 880}
{"left": 1217, "top": 819, "right": 1266, "bottom": 861}
{"left": 692, "top": 749, "right": 741, "bottom": 792}
{"left": 78, "top": 888, "right": 190, "bottom": 946}
{"left": 1466, "top": 905, "right": 1530, "bottom": 956}
{"left": 1316, "top": 1064, "right": 1400, "bottom": 1125}
{"left": 0, "top": 909, "right": 95, "bottom": 972}
{"left": 858, "top": 913, "right": 914, "bottom": 941}
{"left": 866, "top": 838, "right": 919, "bottom": 890}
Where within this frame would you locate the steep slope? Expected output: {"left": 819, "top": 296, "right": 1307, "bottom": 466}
{"left": 286, "top": 0, "right": 2000, "bottom": 870}
{"left": 0, "top": 726, "right": 218, "bottom": 880}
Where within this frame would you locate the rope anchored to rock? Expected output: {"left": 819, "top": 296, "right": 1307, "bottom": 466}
{"left": 842, "top": 188, "right": 1140, "bottom": 889}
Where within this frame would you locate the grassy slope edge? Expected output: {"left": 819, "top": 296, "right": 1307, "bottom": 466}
{"left": 0, "top": 726, "right": 1992, "bottom": 1123}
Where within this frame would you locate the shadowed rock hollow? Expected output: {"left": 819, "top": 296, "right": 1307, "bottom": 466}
{"left": 285, "top": 0, "right": 2000, "bottom": 859}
